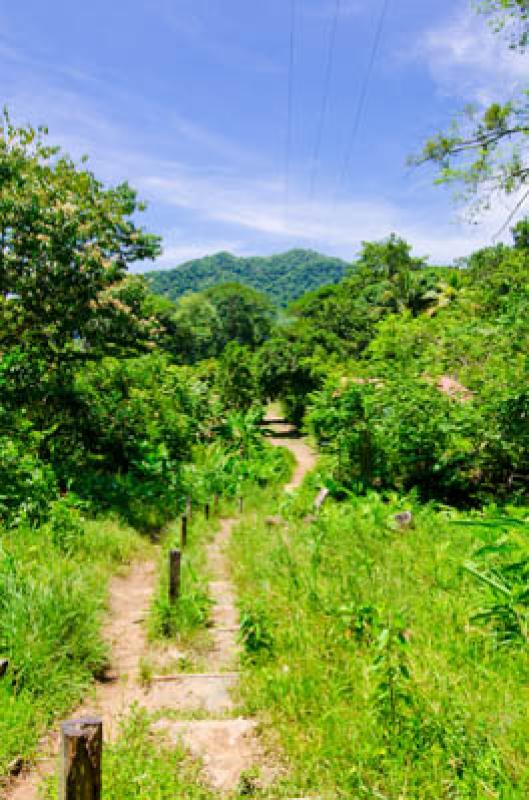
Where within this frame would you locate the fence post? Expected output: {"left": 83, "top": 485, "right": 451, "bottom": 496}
{"left": 181, "top": 514, "right": 188, "bottom": 548}
{"left": 60, "top": 716, "right": 102, "bottom": 800}
{"left": 169, "top": 549, "right": 181, "bottom": 602}
{"left": 204, "top": 503, "right": 210, "bottom": 520}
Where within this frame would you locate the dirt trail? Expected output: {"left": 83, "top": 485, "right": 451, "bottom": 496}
{"left": 6, "top": 421, "right": 316, "bottom": 798}
{"left": 7, "top": 559, "right": 158, "bottom": 799}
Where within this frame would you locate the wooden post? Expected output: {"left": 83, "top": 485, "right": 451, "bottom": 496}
{"left": 204, "top": 503, "right": 210, "bottom": 520}
{"left": 60, "top": 716, "right": 102, "bottom": 800}
{"left": 181, "top": 514, "right": 188, "bottom": 548}
{"left": 169, "top": 549, "right": 181, "bottom": 602}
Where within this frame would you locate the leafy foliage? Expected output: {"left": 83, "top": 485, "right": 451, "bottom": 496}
{"left": 146, "top": 248, "right": 350, "bottom": 308}
{"left": 414, "top": 1, "right": 529, "bottom": 208}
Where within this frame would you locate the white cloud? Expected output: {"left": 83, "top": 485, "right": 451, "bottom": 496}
{"left": 2, "top": 41, "right": 514, "bottom": 270}
{"left": 418, "top": 7, "right": 528, "bottom": 104}
{"left": 139, "top": 167, "right": 510, "bottom": 265}
{"left": 152, "top": 237, "right": 247, "bottom": 269}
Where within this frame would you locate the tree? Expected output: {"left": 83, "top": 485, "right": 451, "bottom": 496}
{"left": 216, "top": 342, "right": 257, "bottom": 412}
{"left": 0, "top": 111, "right": 161, "bottom": 400}
{"left": 204, "top": 283, "right": 275, "bottom": 350}
{"left": 171, "top": 293, "right": 221, "bottom": 363}
{"left": 479, "top": 1, "right": 529, "bottom": 48}
{"left": 356, "top": 234, "right": 425, "bottom": 279}
{"left": 413, "top": 2, "right": 529, "bottom": 209}
{"left": 512, "top": 215, "right": 529, "bottom": 249}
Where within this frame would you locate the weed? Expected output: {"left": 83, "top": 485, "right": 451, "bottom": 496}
{"left": 230, "top": 490, "right": 529, "bottom": 797}
{"left": 43, "top": 708, "right": 215, "bottom": 799}
{"left": 239, "top": 601, "right": 275, "bottom": 662}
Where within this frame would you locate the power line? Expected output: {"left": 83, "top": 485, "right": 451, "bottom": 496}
{"left": 492, "top": 188, "right": 529, "bottom": 242}
{"left": 285, "top": 0, "right": 297, "bottom": 224}
{"left": 334, "top": 0, "right": 390, "bottom": 204}
{"left": 309, "top": 0, "right": 341, "bottom": 202}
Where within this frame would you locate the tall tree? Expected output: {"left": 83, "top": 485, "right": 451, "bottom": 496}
{"left": 413, "top": 2, "right": 529, "bottom": 210}
{"left": 0, "top": 111, "right": 161, "bottom": 393}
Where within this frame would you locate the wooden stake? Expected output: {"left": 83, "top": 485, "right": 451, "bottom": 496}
{"left": 169, "top": 549, "right": 181, "bottom": 602}
{"left": 181, "top": 514, "right": 188, "bottom": 548}
{"left": 60, "top": 716, "right": 102, "bottom": 800}
{"left": 204, "top": 503, "right": 210, "bottom": 520}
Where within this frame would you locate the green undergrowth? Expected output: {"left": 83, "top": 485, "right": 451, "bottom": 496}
{"left": 42, "top": 708, "right": 215, "bottom": 800}
{"left": 150, "top": 507, "right": 218, "bottom": 645}
{"left": 0, "top": 501, "right": 147, "bottom": 777}
{"left": 150, "top": 442, "right": 294, "bottom": 647}
{"left": 230, "top": 485, "right": 529, "bottom": 798}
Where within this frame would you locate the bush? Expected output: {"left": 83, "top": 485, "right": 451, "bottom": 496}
{"left": 0, "top": 430, "right": 57, "bottom": 527}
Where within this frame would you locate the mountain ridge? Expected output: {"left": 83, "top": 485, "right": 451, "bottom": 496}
{"left": 145, "top": 248, "right": 351, "bottom": 307}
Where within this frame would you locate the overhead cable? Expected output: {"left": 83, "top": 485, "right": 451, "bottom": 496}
{"left": 334, "top": 0, "right": 390, "bottom": 203}
{"left": 309, "top": 0, "right": 341, "bottom": 201}
{"left": 285, "top": 0, "right": 297, "bottom": 224}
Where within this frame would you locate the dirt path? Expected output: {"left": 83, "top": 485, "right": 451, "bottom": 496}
{"left": 7, "top": 559, "right": 158, "bottom": 799}
{"left": 150, "top": 426, "right": 316, "bottom": 792}
{"left": 6, "top": 423, "right": 316, "bottom": 798}
{"left": 265, "top": 419, "right": 317, "bottom": 493}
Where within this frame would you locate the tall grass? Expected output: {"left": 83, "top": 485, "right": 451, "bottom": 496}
{"left": 0, "top": 502, "right": 146, "bottom": 775}
{"left": 150, "top": 510, "right": 216, "bottom": 644}
{"left": 43, "top": 709, "right": 215, "bottom": 800}
{"left": 150, "top": 441, "right": 293, "bottom": 646}
{"left": 230, "top": 491, "right": 529, "bottom": 798}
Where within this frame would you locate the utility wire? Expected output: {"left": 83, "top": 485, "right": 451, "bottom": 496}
{"left": 309, "top": 0, "right": 341, "bottom": 202}
{"left": 334, "top": 0, "right": 390, "bottom": 204}
{"left": 492, "top": 187, "right": 529, "bottom": 242}
{"left": 285, "top": 0, "right": 297, "bottom": 225}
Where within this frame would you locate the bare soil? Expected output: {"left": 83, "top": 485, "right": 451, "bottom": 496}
{"left": 6, "top": 425, "right": 315, "bottom": 798}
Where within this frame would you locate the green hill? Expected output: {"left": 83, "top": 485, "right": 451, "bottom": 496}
{"left": 145, "top": 249, "right": 351, "bottom": 307}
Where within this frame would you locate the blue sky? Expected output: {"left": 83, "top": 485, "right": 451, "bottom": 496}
{"left": 2, "top": 0, "right": 527, "bottom": 268}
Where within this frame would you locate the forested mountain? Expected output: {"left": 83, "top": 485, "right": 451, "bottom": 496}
{"left": 145, "top": 249, "right": 350, "bottom": 307}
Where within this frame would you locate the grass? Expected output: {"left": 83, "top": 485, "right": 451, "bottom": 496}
{"left": 42, "top": 708, "right": 216, "bottom": 800}
{"left": 149, "top": 444, "right": 294, "bottom": 650}
{"left": 149, "top": 505, "right": 217, "bottom": 647}
{"left": 230, "top": 487, "right": 529, "bottom": 799}
{"left": 0, "top": 505, "right": 147, "bottom": 777}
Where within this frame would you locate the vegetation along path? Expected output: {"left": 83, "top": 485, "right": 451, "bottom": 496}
{"left": 7, "top": 420, "right": 316, "bottom": 798}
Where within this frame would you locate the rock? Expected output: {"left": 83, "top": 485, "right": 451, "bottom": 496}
{"left": 314, "top": 487, "right": 329, "bottom": 511}
{"left": 265, "top": 515, "right": 286, "bottom": 527}
{"left": 394, "top": 511, "right": 413, "bottom": 529}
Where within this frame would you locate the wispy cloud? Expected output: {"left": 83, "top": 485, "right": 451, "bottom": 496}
{"left": 417, "top": 7, "right": 528, "bottom": 105}
{"left": 2, "top": 34, "right": 511, "bottom": 269}
{"left": 140, "top": 165, "right": 509, "bottom": 264}
{"left": 151, "top": 236, "right": 246, "bottom": 269}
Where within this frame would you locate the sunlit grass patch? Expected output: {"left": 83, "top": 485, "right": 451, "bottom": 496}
{"left": 0, "top": 510, "right": 145, "bottom": 776}
{"left": 230, "top": 491, "right": 529, "bottom": 798}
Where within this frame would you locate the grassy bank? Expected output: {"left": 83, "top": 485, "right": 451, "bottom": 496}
{"left": 231, "top": 490, "right": 529, "bottom": 798}
{"left": 0, "top": 505, "right": 146, "bottom": 776}
{"left": 149, "top": 506, "right": 218, "bottom": 655}
{"left": 43, "top": 709, "right": 215, "bottom": 800}
{"left": 149, "top": 440, "right": 294, "bottom": 654}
